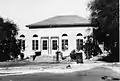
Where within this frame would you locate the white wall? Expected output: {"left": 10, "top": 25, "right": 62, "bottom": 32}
{"left": 18, "top": 26, "right": 93, "bottom": 57}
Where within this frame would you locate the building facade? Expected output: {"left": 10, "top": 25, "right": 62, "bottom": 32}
{"left": 18, "top": 15, "right": 94, "bottom": 60}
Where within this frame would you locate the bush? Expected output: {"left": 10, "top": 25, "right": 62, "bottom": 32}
{"left": 70, "top": 49, "right": 77, "bottom": 60}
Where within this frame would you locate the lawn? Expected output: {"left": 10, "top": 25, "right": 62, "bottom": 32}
{"left": 0, "top": 59, "right": 72, "bottom": 68}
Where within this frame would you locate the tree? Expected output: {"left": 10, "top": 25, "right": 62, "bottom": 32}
{"left": 0, "top": 17, "right": 20, "bottom": 61}
{"left": 88, "top": 0, "right": 119, "bottom": 62}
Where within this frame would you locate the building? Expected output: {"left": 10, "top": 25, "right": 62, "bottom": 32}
{"left": 18, "top": 15, "right": 94, "bottom": 60}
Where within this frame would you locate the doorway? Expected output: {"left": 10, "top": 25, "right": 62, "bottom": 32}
{"left": 51, "top": 37, "right": 59, "bottom": 55}
{"left": 41, "top": 37, "right": 49, "bottom": 55}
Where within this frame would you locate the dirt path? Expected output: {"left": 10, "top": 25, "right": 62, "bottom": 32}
{"left": 0, "top": 67, "right": 119, "bottom": 81}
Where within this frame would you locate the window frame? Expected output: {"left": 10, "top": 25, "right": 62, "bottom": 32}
{"left": 52, "top": 40, "right": 58, "bottom": 50}
{"left": 42, "top": 40, "right": 48, "bottom": 50}
{"left": 61, "top": 33, "right": 68, "bottom": 51}
{"left": 32, "top": 34, "right": 39, "bottom": 51}
{"left": 19, "top": 35, "right": 25, "bottom": 51}
{"left": 76, "top": 33, "right": 83, "bottom": 50}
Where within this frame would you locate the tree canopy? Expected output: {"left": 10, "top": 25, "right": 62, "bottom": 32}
{"left": 88, "top": 0, "right": 118, "bottom": 41}
{"left": 0, "top": 17, "right": 20, "bottom": 61}
{"left": 88, "top": 0, "right": 119, "bottom": 62}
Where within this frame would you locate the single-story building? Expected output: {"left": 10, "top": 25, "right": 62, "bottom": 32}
{"left": 18, "top": 15, "right": 94, "bottom": 60}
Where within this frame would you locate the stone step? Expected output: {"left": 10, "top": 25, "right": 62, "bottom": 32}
{"left": 34, "top": 56, "right": 55, "bottom": 62}
{"left": 28, "top": 55, "right": 71, "bottom": 62}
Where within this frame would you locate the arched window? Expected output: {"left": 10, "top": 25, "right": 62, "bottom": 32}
{"left": 62, "top": 33, "right": 68, "bottom": 51}
{"left": 76, "top": 33, "right": 83, "bottom": 50}
{"left": 19, "top": 34, "right": 25, "bottom": 51}
{"left": 32, "top": 34, "right": 38, "bottom": 50}
{"left": 33, "top": 34, "right": 38, "bottom": 37}
{"left": 20, "top": 34, "right": 25, "bottom": 38}
{"left": 62, "top": 34, "right": 68, "bottom": 37}
{"left": 77, "top": 33, "right": 83, "bottom": 36}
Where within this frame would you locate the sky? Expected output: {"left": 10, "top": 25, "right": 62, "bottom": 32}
{"left": 0, "top": 0, "right": 90, "bottom": 30}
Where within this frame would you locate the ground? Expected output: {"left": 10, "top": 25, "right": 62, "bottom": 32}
{"left": 0, "top": 60, "right": 120, "bottom": 81}
{"left": 0, "top": 67, "right": 120, "bottom": 81}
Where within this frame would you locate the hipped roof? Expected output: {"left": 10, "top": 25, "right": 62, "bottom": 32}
{"left": 26, "top": 15, "right": 93, "bottom": 28}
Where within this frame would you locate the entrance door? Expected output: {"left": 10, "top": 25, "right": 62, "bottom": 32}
{"left": 41, "top": 37, "right": 49, "bottom": 55}
{"left": 51, "top": 37, "right": 59, "bottom": 55}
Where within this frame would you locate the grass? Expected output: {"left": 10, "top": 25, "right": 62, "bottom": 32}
{"left": 0, "top": 60, "right": 30, "bottom": 67}
{"left": 0, "top": 59, "right": 72, "bottom": 68}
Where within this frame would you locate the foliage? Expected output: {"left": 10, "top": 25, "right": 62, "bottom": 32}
{"left": 70, "top": 49, "right": 76, "bottom": 60}
{"left": 0, "top": 17, "right": 20, "bottom": 61}
{"left": 70, "top": 49, "right": 83, "bottom": 63}
{"left": 88, "top": 0, "right": 119, "bottom": 62}
{"left": 88, "top": 0, "right": 119, "bottom": 42}
{"left": 84, "top": 36, "right": 102, "bottom": 59}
